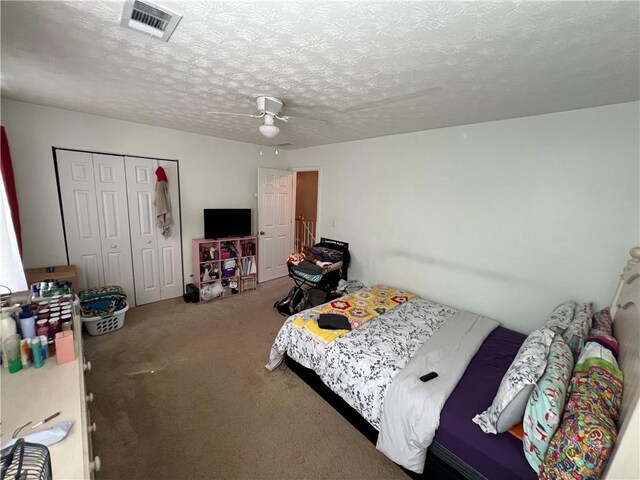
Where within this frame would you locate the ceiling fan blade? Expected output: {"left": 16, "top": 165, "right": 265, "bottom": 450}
{"left": 339, "top": 86, "right": 442, "bottom": 113}
{"left": 207, "top": 111, "right": 263, "bottom": 119}
{"left": 278, "top": 114, "right": 328, "bottom": 125}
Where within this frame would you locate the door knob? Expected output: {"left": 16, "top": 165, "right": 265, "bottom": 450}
{"left": 259, "top": 231, "right": 265, "bottom": 235}
{"left": 90, "top": 456, "right": 101, "bottom": 472}
{"left": 111, "top": 244, "right": 117, "bottom": 249}
{"left": 146, "top": 240, "right": 152, "bottom": 244}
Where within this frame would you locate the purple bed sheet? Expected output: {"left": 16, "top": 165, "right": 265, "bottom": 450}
{"left": 433, "top": 326, "right": 537, "bottom": 480}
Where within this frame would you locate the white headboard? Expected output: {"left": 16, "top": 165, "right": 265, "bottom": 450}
{"left": 604, "top": 247, "right": 640, "bottom": 480}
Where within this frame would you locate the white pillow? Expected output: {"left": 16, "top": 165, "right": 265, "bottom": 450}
{"left": 473, "top": 328, "right": 555, "bottom": 434}
{"left": 543, "top": 300, "right": 576, "bottom": 334}
{"left": 562, "top": 302, "right": 593, "bottom": 357}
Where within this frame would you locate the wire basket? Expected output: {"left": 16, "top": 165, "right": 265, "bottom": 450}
{"left": 1, "top": 438, "right": 52, "bottom": 480}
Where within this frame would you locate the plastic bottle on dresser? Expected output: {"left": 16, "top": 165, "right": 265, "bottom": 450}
{"left": 40, "top": 335, "right": 49, "bottom": 359}
{"left": 18, "top": 305, "right": 36, "bottom": 339}
{"left": 4, "top": 335, "right": 22, "bottom": 373}
{"left": 20, "top": 339, "right": 30, "bottom": 369}
{"left": 25, "top": 337, "right": 33, "bottom": 363}
{"left": 31, "top": 336, "right": 44, "bottom": 368}
{"left": 36, "top": 319, "right": 49, "bottom": 337}
{"left": 1, "top": 308, "right": 18, "bottom": 369}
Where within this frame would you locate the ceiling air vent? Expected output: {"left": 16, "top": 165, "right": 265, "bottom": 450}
{"left": 120, "top": 1, "right": 182, "bottom": 42}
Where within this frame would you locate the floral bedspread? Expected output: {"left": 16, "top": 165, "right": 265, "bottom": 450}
{"left": 266, "top": 295, "right": 457, "bottom": 429}
{"left": 291, "top": 285, "right": 415, "bottom": 344}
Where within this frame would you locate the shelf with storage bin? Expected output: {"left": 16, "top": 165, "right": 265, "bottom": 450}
{"left": 192, "top": 236, "right": 258, "bottom": 302}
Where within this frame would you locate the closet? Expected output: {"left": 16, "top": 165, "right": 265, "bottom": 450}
{"left": 56, "top": 149, "right": 183, "bottom": 306}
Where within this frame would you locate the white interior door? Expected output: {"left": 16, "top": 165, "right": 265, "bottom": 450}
{"left": 125, "top": 157, "right": 161, "bottom": 305}
{"left": 155, "top": 160, "right": 183, "bottom": 300}
{"left": 57, "top": 150, "right": 104, "bottom": 291}
{"left": 92, "top": 154, "right": 135, "bottom": 303}
{"left": 257, "top": 167, "right": 293, "bottom": 282}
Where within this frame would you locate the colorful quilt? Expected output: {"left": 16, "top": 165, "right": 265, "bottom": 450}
{"left": 79, "top": 285, "right": 127, "bottom": 317}
{"left": 587, "top": 308, "right": 619, "bottom": 358}
{"left": 291, "top": 285, "right": 415, "bottom": 344}
{"left": 538, "top": 356, "right": 623, "bottom": 480}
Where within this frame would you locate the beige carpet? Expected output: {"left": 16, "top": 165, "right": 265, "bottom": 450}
{"left": 84, "top": 277, "right": 408, "bottom": 480}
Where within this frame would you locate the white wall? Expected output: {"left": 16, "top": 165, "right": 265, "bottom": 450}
{"left": 0, "top": 99, "right": 289, "bottom": 286}
{"left": 289, "top": 102, "right": 640, "bottom": 333}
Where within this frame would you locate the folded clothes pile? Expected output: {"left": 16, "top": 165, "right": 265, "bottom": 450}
{"left": 78, "top": 285, "right": 127, "bottom": 317}
{"left": 308, "top": 246, "right": 344, "bottom": 263}
{"left": 290, "top": 260, "right": 325, "bottom": 282}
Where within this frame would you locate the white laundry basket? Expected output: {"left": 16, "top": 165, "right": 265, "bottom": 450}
{"left": 81, "top": 303, "right": 129, "bottom": 336}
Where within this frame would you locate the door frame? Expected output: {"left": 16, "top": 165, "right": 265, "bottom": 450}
{"left": 52, "top": 147, "right": 185, "bottom": 300}
{"left": 290, "top": 166, "right": 322, "bottom": 243}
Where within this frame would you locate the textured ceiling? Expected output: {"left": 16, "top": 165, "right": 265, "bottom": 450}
{"left": 1, "top": 1, "right": 638, "bottom": 149}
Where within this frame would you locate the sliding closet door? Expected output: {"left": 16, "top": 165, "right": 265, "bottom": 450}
{"left": 57, "top": 150, "right": 104, "bottom": 291}
{"left": 125, "top": 157, "right": 162, "bottom": 305}
{"left": 92, "top": 154, "right": 135, "bottom": 302}
{"left": 156, "top": 160, "right": 183, "bottom": 300}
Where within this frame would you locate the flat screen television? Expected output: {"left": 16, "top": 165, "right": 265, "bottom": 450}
{"left": 204, "top": 209, "right": 252, "bottom": 238}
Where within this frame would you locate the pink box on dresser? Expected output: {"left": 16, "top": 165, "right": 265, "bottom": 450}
{"left": 55, "top": 331, "right": 76, "bottom": 364}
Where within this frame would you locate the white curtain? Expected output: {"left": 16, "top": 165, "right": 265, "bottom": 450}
{"left": 0, "top": 168, "right": 27, "bottom": 292}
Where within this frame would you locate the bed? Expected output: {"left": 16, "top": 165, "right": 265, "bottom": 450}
{"left": 266, "top": 248, "right": 640, "bottom": 479}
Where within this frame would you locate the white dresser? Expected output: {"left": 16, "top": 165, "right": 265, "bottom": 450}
{"left": 0, "top": 316, "right": 100, "bottom": 479}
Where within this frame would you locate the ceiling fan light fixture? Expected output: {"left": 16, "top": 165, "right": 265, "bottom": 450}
{"left": 259, "top": 115, "right": 280, "bottom": 138}
{"left": 259, "top": 123, "right": 280, "bottom": 138}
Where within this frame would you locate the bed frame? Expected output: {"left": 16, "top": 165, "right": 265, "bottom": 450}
{"left": 284, "top": 247, "right": 640, "bottom": 480}
{"left": 604, "top": 247, "right": 640, "bottom": 479}
{"left": 284, "top": 354, "right": 465, "bottom": 480}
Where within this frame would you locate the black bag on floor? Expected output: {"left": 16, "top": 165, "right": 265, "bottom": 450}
{"left": 183, "top": 283, "right": 199, "bottom": 303}
{"left": 274, "top": 287, "right": 309, "bottom": 316}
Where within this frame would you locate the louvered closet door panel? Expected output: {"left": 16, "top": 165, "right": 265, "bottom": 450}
{"left": 92, "top": 154, "right": 136, "bottom": 304}
{"left": 156, "top": 160, "right": 183, "bottom": 300}
{"left": 57, "top": 150, "right": 104, "bottom": 291}
{"left": 125, "top": 157, "right": 161, "bottom": 305}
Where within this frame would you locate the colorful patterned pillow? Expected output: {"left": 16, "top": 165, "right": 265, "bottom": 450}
{"left": 587, "top": 328, "right": 619, "bottom": 359}
{"left": 543, "top": 301, "right": 576, "bottom": 334}
{"left": 587, "top": 308, "right": 619, "bottom": 358}
{"left": 576, "top": 341, "right": 618, "bottom": 371}
{"left": 538, "top": 342, "right": 623, "bottom": 480}
{"left": 592, "top": 307, "right": 613, "bottom": 334}
{"left": 523, "top": 335, "right": 574, "bottom": 473}
{"left": 562, "top": 302, "right": 592, "bottom": 358}
{"left": 473, "top": 328, "right": 555, "bottom": 434}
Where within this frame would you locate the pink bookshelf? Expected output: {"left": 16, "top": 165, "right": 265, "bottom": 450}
{"left": 191, "top": 236, "right": 258, "bottom": 302}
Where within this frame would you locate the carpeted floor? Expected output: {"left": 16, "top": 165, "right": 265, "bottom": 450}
{"left": 84, "top": 277, "right": 408, "bottom": 480}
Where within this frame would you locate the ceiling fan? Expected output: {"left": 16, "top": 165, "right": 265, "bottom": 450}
{"left": 208, "top": 96, "right": 325, "bottom": 139}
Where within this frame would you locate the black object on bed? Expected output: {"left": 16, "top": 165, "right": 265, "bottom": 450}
{"left": 317, "top": 313, "right": 352, "bottom": 330}
{"left": 284, "top": 326, "right": 537, "bottom": 480}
